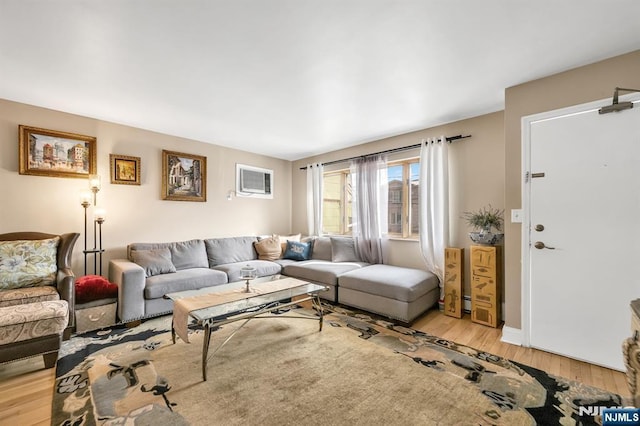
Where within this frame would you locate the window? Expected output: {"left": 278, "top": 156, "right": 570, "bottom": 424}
{"left": 409, "top": 162, "right": 420, "bottom": 236}
{"left": 322, "top": 171, "right": 352, "bottom": 235}
{"left": 322, "top": 159, "right": 419, "bottom": 238}
{"left": 388, "top": 160, "right": 420, "bottom": 238}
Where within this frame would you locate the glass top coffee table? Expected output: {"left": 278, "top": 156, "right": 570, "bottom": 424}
{"left": 166, "top": 277, "right": 327, "bottom": 381}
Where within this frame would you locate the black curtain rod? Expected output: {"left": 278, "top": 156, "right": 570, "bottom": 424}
{"left": 299, "top": 134, "right": 471, "bottom": 170}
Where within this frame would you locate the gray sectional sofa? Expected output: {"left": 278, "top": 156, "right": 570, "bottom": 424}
{"left": 109, "top": 235, "right": 439, "bottom": 324}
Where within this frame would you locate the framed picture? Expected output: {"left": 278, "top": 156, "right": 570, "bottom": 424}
{"left": 18, "top": 125, "right": 96, "bottom": 178}
{"left": 161, "top": 150, "right": 207, "bottom": 202}
{"left": 110, "top": 154, "right": 141, "bottom": 185}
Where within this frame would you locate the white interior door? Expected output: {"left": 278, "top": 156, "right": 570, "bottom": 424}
{"left": 524, "top": 96, "right": 640, "bottom": 371}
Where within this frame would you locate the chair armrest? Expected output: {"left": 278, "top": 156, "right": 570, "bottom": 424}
{"left": 56, "top": 267, "right": 76, "bottom": 327}
{"left": 57, "top": 233, "right": 80, "bottom": 270}
{"left": 109, "top": 259, "right": 146, "bottom": 322}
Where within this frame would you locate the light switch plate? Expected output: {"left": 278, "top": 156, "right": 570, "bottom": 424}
{"left": 511, "top": 209, "right": 523, "bottom": 223}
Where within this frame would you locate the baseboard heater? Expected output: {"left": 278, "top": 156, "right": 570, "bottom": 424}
{"left": 463, "top": 295, "right": 471, "bottom": 314}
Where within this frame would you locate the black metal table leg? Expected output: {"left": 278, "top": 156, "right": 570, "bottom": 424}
{"left": 315, "top": 295, "right": 324, "bottom": 332}
{"left": 202, "top": 324, "right": 213, "bottom": 381}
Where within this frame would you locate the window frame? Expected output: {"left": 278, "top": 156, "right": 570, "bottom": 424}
{"left": 321, "top": 169, "right": 352, "bottom": 235}
{"left": 321, "top": 157, "right": 420, "bottom": 239}
{"left": 387, "top": 158, "right": 420, "bottom": 239}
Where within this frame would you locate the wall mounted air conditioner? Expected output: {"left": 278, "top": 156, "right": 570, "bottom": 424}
{"left": 236, "top": 164, "right": 273, "bottom": 199}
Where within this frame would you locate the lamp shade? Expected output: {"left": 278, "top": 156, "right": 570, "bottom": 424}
{"left": 94, "top": 208, "right": 107, "bottom": 222}
{"left": 89, "top": 174, "right": 101, "bottom": 191}
{"left": 80, "top": 191, "right": 92, "bottom": 205}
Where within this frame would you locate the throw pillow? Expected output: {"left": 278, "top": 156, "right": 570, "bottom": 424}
{"left": 330, "top": 237, "right": 360, "bottom": 262}
{"left": 75, "top": 275, "right": 119, "bottom": 304}
{"left": 131, "top": 248, "right": 177, "bottom": 277}
{"left": 283, "top": 240, "right": 312, "bottom": 261}
{"left": 254, "top": 236, "right": 282, "bottom": 261}
{"left": 0, "top": 237, "right": 60, "bottom": 289}
{"left": 278, "top": 234, "right": 301, "bottom": 256}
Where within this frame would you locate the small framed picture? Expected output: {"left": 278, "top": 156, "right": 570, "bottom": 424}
{"left": 110, "top": 154, "right": 141, "bottom": 185}
{"left": 18, "top": 125, "right": 96, "bottom": 178}
{"left": 161, "top": 150, "right": 207, "bottom": 202}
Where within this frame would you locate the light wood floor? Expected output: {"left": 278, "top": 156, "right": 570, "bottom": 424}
{"left": 413, "top": 310, "right": 630, "bottom": 398}
{"left": 0, "top": 309, "right": 630, "bottom": 425}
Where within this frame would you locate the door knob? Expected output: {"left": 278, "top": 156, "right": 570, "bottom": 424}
{"left": 534, "top": 241, "right": 555, "bottom": 250}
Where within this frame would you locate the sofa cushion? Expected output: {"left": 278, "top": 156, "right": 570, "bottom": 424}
{"left": 282, "top": 260, "right": 368, "bottom": 286}
{"left": 0, "top": 286, "right": 59, "bottom": 308}
{"left": 131, "top": 248, "right": 177, "bottom": 277}
{"left": 338, "top": 264, "right": 439, "bottom": 303}
{"left": 273, "top": 258, "right": 298, "bottom": 268}
{"left": 0, "top": 237, "right": 60, "bottom": 289}
{"left": 213, "top": 260, "right": 282, "bottom": 282}
{"left": 254, "top": 236, "right": 281, "bottom": 261}
{"left": 144, "top": 268, "right": 228, "bottom": 299}
{"left": 128, "top": 240, "right": 208, "bottom": 270}
{"left": 311, "top": 237, "right": 332, "bottom": 261}
{"left": 167, "top": 240, "right": 209, "bottom": 269}
{"left": 283, "top": 240, "right": 312, "bottom": 261}
{"left": 205, "top": 237, "right": 258, "bottom": 266}
{"left": 0, "top": 300, "right": 68, "bottom": 345}
{"left": 330, "top": 237, "right": 360, "bottom": 262}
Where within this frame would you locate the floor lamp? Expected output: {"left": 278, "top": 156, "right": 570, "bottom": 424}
{"left": 81, "top": 174, "right": 106, "bottom": 276}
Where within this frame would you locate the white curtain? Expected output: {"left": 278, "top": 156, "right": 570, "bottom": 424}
{"left": 306, "top": 163, "right": 324, "bottom": 236}
{"left": 350, "top": 155, "right": 388, "bottom": 264}
{"left": 419, "top": 136, "right": 449, "bottom": 297}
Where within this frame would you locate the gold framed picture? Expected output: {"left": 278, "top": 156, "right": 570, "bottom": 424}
{"left": 110, "top": 154, "right": 141, "bottom": 185}
{"left": 161, "top": 150, "right": 207, "bottom": 202}
{"left": 18, "top": 125, "right": 96, "bottom": 178}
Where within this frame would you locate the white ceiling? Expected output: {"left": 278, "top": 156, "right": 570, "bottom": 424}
{"left": 1, "top": 1, "right": 639, "bottom": 161}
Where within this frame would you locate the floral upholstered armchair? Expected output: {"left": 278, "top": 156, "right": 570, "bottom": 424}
{"left": 0, "top": 232, "right": 79, "bottom": 368}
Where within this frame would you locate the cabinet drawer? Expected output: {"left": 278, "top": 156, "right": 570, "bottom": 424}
{"left": 75, "top": 302, "right": 116, "bottom": 334}
{"left": 472, "top": 267, "right": 495, "bottom": 279}
{"left": 470, "top": 245, "right": 501, "bottom": 328}
{"left": 472, "top": 275, "right": 495, "bottom": 286}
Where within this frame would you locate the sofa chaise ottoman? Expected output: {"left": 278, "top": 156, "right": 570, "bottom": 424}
{"left": 337, "top": 264, "right": 439, "bottom": 324}
{"left": 276, "top": 236, "right": 369, "bottom": 302}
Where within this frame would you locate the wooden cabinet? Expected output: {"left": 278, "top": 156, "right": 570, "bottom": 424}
{"left": 444, "top": 248, "right": 464, "bottom": 318}
{"left": 470, "top": 245, "right": 501, "bottom": 327}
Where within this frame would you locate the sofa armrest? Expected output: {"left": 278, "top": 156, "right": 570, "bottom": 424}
{"left": 109, "top": 259, "right": 146, "bottom": 323}
{"left": 56, "top": 267, "right": 76, "bottom": 327}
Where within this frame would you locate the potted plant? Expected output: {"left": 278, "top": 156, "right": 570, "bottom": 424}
{"left": 461, "top": 205, "right": 504, "bottom": 245}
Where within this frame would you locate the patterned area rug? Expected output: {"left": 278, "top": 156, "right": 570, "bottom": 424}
{"left": 52, "top": 305, "right": 622, "bottom": 425}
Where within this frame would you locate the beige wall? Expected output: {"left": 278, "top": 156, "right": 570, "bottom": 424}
{"left": 0, "top": 99, "right": 293, "bottom": 276}
{"left": 5, "top": 49, "right": 637, "bottom": 326}
{"left": 504, "top": 49, "right": 640, "bottom": 329}
{"left": 291, "top": 111, "right": 505, "bottom": 297}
